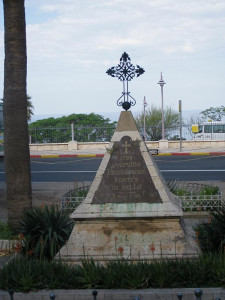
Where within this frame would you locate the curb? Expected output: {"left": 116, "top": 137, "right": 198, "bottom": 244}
{"left": 29, "top": 152, "right": 225, "bottom": 158}
{"left": 30, "top": 154, "right": 105, "bottom": 158}
{"left": 0, "top": 288, "right": 224, "bottom": 300}
{"left": 158, "top": 152, "right": 225, "bottom": 156}
{"left": 1, "top": 153, "right": 225, "bottom": 159}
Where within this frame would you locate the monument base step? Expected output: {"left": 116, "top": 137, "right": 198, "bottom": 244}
{"left": 59, "top": 217, "right": 199, "bottom": 264}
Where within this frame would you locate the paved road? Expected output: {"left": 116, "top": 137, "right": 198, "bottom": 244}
{"left": 1, "top": 155, "right": 225, "bottom": 182}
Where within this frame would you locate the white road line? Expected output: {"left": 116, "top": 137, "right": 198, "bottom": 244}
{"left": 31, "top": 171, "right": 97, "bottom": 173}
{"left": 0, "top": 171, "right": 97, "bottom": 174}
{"left": 161, "top": 170, "right": 225, "bottom": 172}
{"left": 0, "top": 170, "right": 225, "bottom": 174}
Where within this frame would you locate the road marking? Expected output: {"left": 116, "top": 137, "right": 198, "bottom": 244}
{"left": 31, "top": 157, "right": 101, "bottom": 165}
{"left": 1, "top": 169, "right": 225, "bottom": 175}
{"left": 31, "top": 171, "right": 97, "bottom": 173}
{"left": 161, "top": 170, "right": 225, "bottom": 172}
{"left": 0, "top": 171, "right": 97, "bottom": 174}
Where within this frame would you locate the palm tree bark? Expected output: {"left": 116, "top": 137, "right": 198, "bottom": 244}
{"left": 3, "top": 0, "right": 32, "bottom": 229}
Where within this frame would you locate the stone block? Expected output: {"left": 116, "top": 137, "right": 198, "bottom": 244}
{"left": 68, "top": 141, "right": 78, "bottom": 150}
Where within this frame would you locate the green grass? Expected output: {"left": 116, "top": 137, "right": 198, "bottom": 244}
{"left": 170, "top": 185, "right": 219, "bottom": 197}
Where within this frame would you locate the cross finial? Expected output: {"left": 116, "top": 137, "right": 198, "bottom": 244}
{"left": 106, "top": 52, "right": 145, "bottom": 111}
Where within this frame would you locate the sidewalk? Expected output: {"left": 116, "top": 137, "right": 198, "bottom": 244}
{"left": 29, "top": 146, "right": 225, "bottom": 158}
{"left": 1, "top": 146, "right": 225, "bottom": 159}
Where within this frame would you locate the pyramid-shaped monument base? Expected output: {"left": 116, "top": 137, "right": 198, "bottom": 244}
{"left": 59, "top": 111, "right": 199, "bottom": 263}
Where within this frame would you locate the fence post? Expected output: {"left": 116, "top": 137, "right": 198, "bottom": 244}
{"left": 92, "top": 290, "right": 98, "bottom": 300}
{"left": 194, "top": 289, "right": 203, "bottom": 300}
{"left": 8, "top": 290, "right": 14, "bottom": 300}
{"left": 71, "top": 122, "right": 74, "bottom": 141}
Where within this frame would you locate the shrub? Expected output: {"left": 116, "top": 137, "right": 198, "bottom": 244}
{"left": 18, "top": 205, "right": 74, "bottom": 260}
{"left": 0, "top": 222, "right": 14, "bottom": 239}
{"left": 0, "top": 255, "right": 225, "bottom": 291}
{"left": 0, "top": 256, "right": 79, "bottom": 291}
{"left": 194, "top": 203, "right": 225, "bottom": 253}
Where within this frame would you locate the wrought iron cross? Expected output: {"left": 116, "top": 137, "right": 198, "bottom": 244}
{"left": 106, "top": 52, "right": 145, "bottom": 111}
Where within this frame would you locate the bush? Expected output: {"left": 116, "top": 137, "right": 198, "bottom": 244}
{"left": 0, "top": 222, "right": 14, "bottom": 239}
{"left": 0, "top": 254, "right": 225, "bottom": 291}
{"left": 194, "top": 203, "right": 225, "bottom": 253}
{"left": 17, "top": 205, "right": 74, "bottom": 260}
{"left": 0, "top": 257, "right": 79, "bottom": 291}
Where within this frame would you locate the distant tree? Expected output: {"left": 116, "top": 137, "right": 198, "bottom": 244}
{"left": 29, "top": 113, "right": 116, "bottom": 127}
{"left": 27, "top": 95, "right": 34, "bottom": 121}
{"left": 188, "top": 113, "right": 204, "bottom": 125}
{"left": 135, "top": 105, "right": 180, "bottom": 140}
{"left": 29, "top": 113, "right": 117, "bottom": 143}
{"left": 200, "top": 106, "right": 225, "bottom": 121}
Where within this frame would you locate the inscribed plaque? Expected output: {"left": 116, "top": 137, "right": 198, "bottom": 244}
{"left": 92, "top": 136, "right": 162, "bottom": 204}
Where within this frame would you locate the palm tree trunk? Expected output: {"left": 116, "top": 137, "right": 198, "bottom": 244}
{"left": 3, "top": 0, "right": 32, "bottom": 230}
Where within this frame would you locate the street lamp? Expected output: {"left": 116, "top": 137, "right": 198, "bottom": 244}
{"left": 157, "top": 73, "right": 166, "bottom": 140}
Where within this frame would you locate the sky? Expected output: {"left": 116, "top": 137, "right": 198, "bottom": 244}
{"left": 1, "top": 0, "right": 225, "bottom": 121}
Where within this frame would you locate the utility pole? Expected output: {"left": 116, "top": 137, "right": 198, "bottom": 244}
{"left": 143, "top": 96, "right": 147, "bottom": 141}
{"left": 157, "top": 73, "right": 166, "bottom": 140}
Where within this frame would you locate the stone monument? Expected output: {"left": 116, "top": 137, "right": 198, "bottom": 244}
{"left": 59, "top": 53, "right": 198, "bottom": 263}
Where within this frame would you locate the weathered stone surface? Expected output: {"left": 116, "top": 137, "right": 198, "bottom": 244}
{"left": 58, "top": 110, "right": 199, "bottom": 263}
{"left": 116, "top": 111, "right": 138, "bottom": 132}
{"left": 71, "top": 111, "right": 182, "bottom": 220}
{"left": 92, "top": 136, "right": 162, "bottom": 204}
{"left": 59, "top": 218, "right": 199, "bottom": 263}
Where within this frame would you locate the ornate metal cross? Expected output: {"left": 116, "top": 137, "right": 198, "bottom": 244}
{"left": 106, "top": 52, "right": 145, "bottom": 111}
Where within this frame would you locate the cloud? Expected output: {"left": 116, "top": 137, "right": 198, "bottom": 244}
{"left": 25, "top": 0, "right": 225, "bottom": 69}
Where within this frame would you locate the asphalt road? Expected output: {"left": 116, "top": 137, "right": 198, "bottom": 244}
{"left": 0, "top": 155, "right": 225, "bottom": 182}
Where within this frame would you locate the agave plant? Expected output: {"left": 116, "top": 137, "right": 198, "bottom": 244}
{"left": 18, "top": 205, "right": 74, "bottom": 260}
{"left": 194, "top": 203, "right": 225, "bottom": 253}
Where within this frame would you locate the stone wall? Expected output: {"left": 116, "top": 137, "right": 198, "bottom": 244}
{"left": 29, "top": 140, "right": 225, "bottom": 152}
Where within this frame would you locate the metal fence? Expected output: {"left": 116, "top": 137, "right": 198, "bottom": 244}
{"left": 167, "top": 180, "right": 223, "bottom": 212}
{"left": 140, "top": 124, "right": 193, "bottom": 141}
{"left": 29, "top": 124, "right": 195, "bottom": 144}
{"left": 61, "top": 182, "right": 223, "bottom": 213}
{"left": 61, "top": 186, "right": 90, "bottom": 210}
{"left": 181, "top": 194, "right": 223, "bottom": 212}
{"left": 29, "top": 125, "right": 116, "bottom": 143}
{"left": 61, "top": 193, "right": 223, "bottom": 212}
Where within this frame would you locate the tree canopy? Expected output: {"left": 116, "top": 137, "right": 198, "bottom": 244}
{"left": 28, "top": 113, "right": 117, "bottom": 143}
{"left": 29, "top": 113, "right": 116, "bottom": 128}
{"left": 200, "top": 106, "right": 225, "bottom": 121}
{"left": 135, "top": 105, "right": 180, "bottom": 140}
